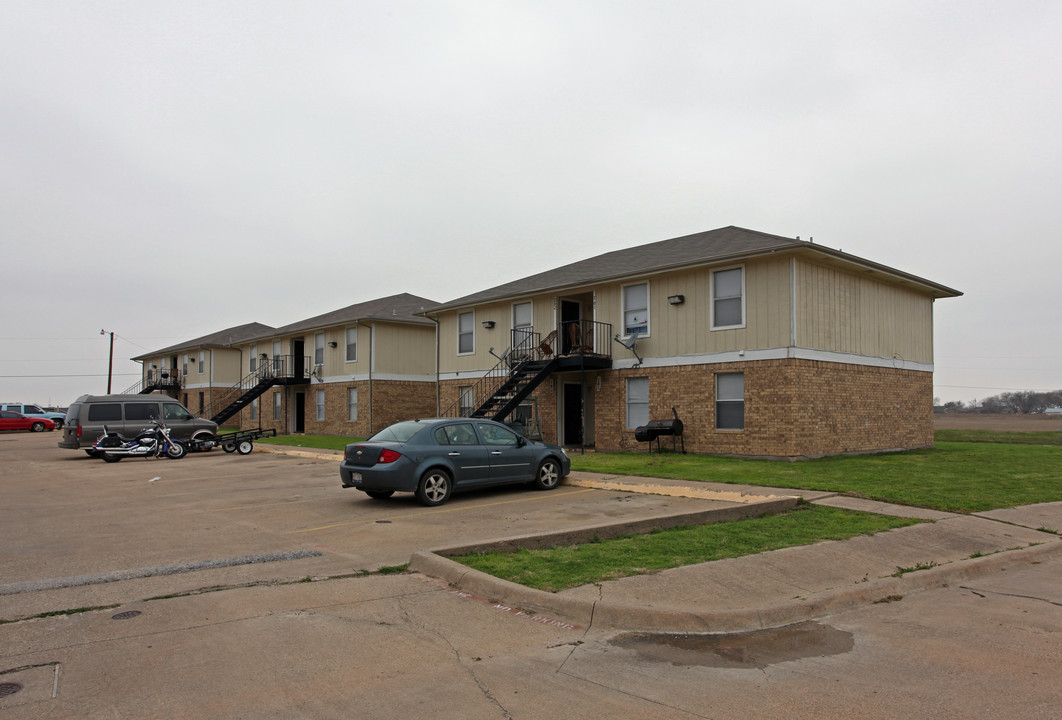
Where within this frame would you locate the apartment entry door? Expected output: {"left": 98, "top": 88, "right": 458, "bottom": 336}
{"left": 294, "top": 392, "right": 305, "bottom": 433}
{"left": 562, "top": 382, "right": 583, "bottom": 446}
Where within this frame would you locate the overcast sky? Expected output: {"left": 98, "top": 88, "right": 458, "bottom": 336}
{"left": 3, "top": 1, "right": 1060, "bottom": 408}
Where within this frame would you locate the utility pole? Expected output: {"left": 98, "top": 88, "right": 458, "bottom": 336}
{"left": 101, "top": 330, "right": 114, "bottom": 394}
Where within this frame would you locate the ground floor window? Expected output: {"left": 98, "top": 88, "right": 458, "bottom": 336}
{"left": 626, "top": 377, "right": 649, "bottom": 429}
{"left": 273, "top": 392, "right": 282, "bottom": 421}
{"left": 716, "top": 372, "right": 745, "bottom": 429}
{"left": 459, "top": 386, "right": 474, "bottom": 416}
{"left": 250, "top": 397, "right": 259, "bottom": 421}
{"left": 198, "top": 392, "right": 204, "bottom": 414}
{"left": 316, "top": 390, "right": 326, "bottom": 421}
{"left": 348, "top": 387, "right": 358, "bottom": 421}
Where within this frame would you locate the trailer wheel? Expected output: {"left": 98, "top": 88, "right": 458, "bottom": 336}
{"left": 222, "top": 442, "right": 236, "bottom": 453}
{"left": 236, "top": 440, "right": 253, "bottom": 455}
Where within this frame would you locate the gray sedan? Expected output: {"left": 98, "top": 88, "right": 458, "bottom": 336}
{"left": 339, "top": 418, "right": 570, "bottom": 506}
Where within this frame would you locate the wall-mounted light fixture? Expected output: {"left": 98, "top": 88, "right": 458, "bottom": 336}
{"left": 327, "top": 341, "right": 338, "bottom": 348}
{"left": 667, "top": 294, "right": 685, "bottom": 305}
{"left": 482, "top": 320, "right": 496, "bottom": 329}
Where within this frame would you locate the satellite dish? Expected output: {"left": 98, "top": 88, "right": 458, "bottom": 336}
{"left": 616, "top": 334, "right": 638, "bottom": 350}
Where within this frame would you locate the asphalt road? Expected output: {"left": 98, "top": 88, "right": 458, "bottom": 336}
{"left": 2, "top": 432, "right": 1060, "bottom": 718}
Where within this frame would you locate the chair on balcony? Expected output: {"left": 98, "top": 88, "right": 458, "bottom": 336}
{"left": 539, "top": 330, "right": 557, "bottom": 357}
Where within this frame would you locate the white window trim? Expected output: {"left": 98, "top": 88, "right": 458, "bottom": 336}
{"left": 715, "top": 371, "right": 745, "bottom": 430}
{"left": 314, "top": 332, "right": 325, "bottom": 366}
{"left": 710, "top": 264, "right": 747, "bottom": 331}
{"left": 457, "top": 311, "right": 475, "bottom": 356}
{"left": 347, "top": 387, "right": 358, "bottom": 421}
{"left": 625, "top": 377, "right": 649, "bottom": 430}
{"left": 621, "top": 281, "right": 651, "bottom": 338}
{"left": 316, "top": 389, "right": 326, "bottom": 421}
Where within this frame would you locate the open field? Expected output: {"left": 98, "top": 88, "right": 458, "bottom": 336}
{"left": 934, "top": 412, "right": 1062, "bottom": 431}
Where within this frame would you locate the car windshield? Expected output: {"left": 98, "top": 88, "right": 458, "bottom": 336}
{"left": 368, "top": 421, "right": 425, "bottom": 443}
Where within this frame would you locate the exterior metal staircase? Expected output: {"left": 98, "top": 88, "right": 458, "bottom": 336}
{"left": 204, "top": 355, "right": 311, "bottom": 425}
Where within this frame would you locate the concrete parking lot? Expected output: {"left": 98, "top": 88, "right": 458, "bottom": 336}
{"left": 2, "top": 432, "right": 1061, "bottom": 718}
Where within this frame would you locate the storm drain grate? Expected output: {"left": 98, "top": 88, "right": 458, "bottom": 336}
{"left": 111, "top": 610, "right": 142, "bottom": 621}
{"left": 0, "top": 682, "right": 23, "bottom": 698}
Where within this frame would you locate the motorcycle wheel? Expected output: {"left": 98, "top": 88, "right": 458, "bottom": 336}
{"left": 101, "top": 453, "right": 122, "bottom": 463}
{"left": 166, "top": 442, "right": 187, "bottom": 459}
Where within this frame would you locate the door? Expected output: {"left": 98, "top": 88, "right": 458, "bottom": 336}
{"left": 433, "top": 422, "right": 491, "bottom": 485}
{"left": 292, "top": 339, "right": 305, "bottom": 380}
{"left": 563, "top": 383, "right": 583, "bottom": 446}
{"left": 294, "top": 392, "right": 305, "bottom": 433}
{"left": 560, "top": 300, "right": 580, "bottom": 355}
{"left": 477, "top": 422, "right": 534, "bottom": 482}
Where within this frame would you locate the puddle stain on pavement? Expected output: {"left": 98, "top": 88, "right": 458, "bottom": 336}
{"left": 609, "top": 621, "right": 854, "bottom": 669}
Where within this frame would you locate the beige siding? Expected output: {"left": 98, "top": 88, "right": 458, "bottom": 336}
{"left": 370, "top": 323, "right": 436, "bottom": 376}
{"left": 211, "top": 349, "right": 243, "bottom": 384}
{"left": 796, "top": 259, "right": 934, "bottom": 362}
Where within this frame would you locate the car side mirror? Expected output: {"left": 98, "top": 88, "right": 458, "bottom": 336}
{"left": 517, "top": 436, "right": 527, "bottom": 447}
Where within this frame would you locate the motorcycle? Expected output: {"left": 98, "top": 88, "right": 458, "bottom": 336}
{"left": 92, "top": 422, "right": 187, "bottom": 462}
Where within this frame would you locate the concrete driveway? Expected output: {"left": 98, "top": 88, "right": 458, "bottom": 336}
{"left": 3, "top": 432, "right": 1061, "bottom": 719}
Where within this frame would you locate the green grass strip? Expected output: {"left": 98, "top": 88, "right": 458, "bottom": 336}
{"left": 570, "top": 442, "right": 1062, "bottom": 513}
{"left": 452, "top": 505, "right": 919, "bottom": 592}
{"left": 934, "top": 429, "right": 1062, "bottom": 446}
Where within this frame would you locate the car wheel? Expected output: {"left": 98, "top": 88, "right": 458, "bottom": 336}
{"left": 236, "top": 440, "right": 253, "bottom": 455}
{"left": 166, "top": 441, "right": 187, "bottom": 459}
{"left": 415, "top": 469, "right": 452, "bottom": 507}
{"left": 534, "top": 458, "right": 562, "bottom": 490}
{"left": 53, "top": 420, "right": 64, "bottom": 430}
{"left": 101, "top": 452, "right": 122, "bottom": 463}
{"left": 364, "top": 490, "right": 395, "bottom": 500}
{"left": 31, "top": 421, "right": 46, "bottom": 432}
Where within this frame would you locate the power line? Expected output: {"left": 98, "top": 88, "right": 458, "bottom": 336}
{"left": 0, "top": 373, "right": 139, "bottom": 378}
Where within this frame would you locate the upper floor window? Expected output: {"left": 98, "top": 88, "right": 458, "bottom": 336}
{"left": 198, "top": 351, "right": 205, "bottom": 374}
{"left": 345, "top": 326, "right": 358, "bottom": 363}
{"left": 512, "top": 302, "right": 533, "bottom": 352}
{"left": 249, "top": 345, "right": 257, "bottom": 373}
{"left": 623, "top": 282, "right": 649, "bottom": 336}
{"left": 457, "top": 311, "right": 475, "bottom": 355}
{"left": 314, "top": 333, "right": 325, "bottom": 366}
{"left": 711, "top": 266, "right": 745, "bottom": 329}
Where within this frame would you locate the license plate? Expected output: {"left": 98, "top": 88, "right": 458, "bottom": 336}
{"left": 352, "top": 472, "right": 362, "bottom": 483}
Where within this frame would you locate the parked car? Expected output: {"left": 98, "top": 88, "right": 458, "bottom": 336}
{"left": 1, "top": 403, "right": 66, "bottom": 429}
{"left": 340, "top": 418, "right": 570, "bottom": 506}
{"left": 58, "top": 394, "right": 218, "bottom": 456}
{"left": 0, "top": 411, "right": 56, "bottom": 433}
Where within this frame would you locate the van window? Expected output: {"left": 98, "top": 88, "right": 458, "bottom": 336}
{"left": 87, "top": 403, "right": 122, "bottom": 422}
{"left": 163, "top": 403, "right": 193, "bottom": 421}
{"left": 125, "top": 403, "right": 160, "bottom": 421}
{"left": 66, "top": 404, "right": 82, "bottom": 422}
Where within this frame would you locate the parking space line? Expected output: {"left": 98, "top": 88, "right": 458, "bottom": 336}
{"left": 286, "top": 487, "right": 595, "bottom": 534}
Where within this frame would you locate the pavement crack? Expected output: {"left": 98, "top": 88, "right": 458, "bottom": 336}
{"left": 960, "top": 585, "right": 1062, "bottom": 607}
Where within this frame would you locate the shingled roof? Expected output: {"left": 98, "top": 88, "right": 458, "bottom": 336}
{"left": 244, "top": 292, "right": 438, "bottom": 341}
{"left": 424, "top": 226, "right": 961, "bottom": 312}
{"left": 131, "top": 322, "right": 275, "bottom": 360}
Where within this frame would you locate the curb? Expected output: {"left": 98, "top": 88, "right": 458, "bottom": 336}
{"left": 409, "top": 535, "right": 1062, "bottom": 634}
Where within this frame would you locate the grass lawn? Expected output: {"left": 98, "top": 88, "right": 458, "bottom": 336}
{"left": 257, "top": 434, "right": 363, "bottom": 452}
{"left": 452, "top": 505, "right": 919, "bottom": 591}
{"left": 569, "top": 442, "right": 1062, "bottom": 514}
{"left": 934, "top": 429, "right": 1062, "bottom": 446}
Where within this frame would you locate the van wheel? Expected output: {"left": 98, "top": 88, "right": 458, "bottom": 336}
{"left": 191, "top": 431, "right": 215, "bottom": 451}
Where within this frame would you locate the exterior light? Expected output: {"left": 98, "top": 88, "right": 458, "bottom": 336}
{"left": 668, "top": 295, "right": 685, "bottom": 305}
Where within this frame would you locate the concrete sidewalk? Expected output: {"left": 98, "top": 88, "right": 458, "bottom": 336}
{"left": 410, "top": 471, "right": 1062, "bottom": 633}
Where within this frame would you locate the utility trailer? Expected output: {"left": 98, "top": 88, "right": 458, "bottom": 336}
{"left": 187, "top": 427, "right": 277, "bottom": 455}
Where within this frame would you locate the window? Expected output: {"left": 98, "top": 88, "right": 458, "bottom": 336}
{"left": 316, "top": 390, "right": 326, "bottom": 421}
{"left": 314, "top": 333, "right": 325, "bottom": 366}
{"left": 716, "top": 372, "right": 745, "bottom": 430}
{"left": 623, "top": 283, "right": 649, "bottom": 336}
{"left": 477, "top": 422, "right": 520, "bottom": 446}
{"left": 273, "top": 392, "right": 282, "bottom": 421}
{"left": 198, "top": 351, "right": 205, "bottom": 374}
{"left": 198, "top": 392, "right": 205, "bottom": 414}
{"left": 272, "top": 340, "right": 282, "bottom": 373}
{"left": 347, "top": 387, "right": 358, "bottom": 421}
{"left": 125, "top": 403, "right": 159, "bottom": 421}
{"left": 457, "top": 311, "right": 474, "bottom": 354}
{"left": 182, "top": 354, "right": 189, "bottom": 376}
{"left": 87, "top": 403, "right": 122, "bottom": 422}
{"left": 345, "top": 326, "right": 358, "bottom": 363}
{"left": 458, "top": 386, "right": 474, "bottom": 416}
{"left": 250, "top": 397, "right": 259, "bottom": 421}
{"left": 163, "top": 403, "right": 192, "bottom": 421}
{"left": 434, "top": 423, "right": 478, "bottom": 446}
{"left": 626, "top": 377, "right": 649, "bottom": 429}
{"left": 249, "top": 345, "right": 257, "bottom": 372}
{"left": 712, "top": 267, "right": 745, "bottom": 329}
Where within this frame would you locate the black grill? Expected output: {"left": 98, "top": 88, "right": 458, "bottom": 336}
{"left": 634, "top": 407, "right": 686, "bottom": 453}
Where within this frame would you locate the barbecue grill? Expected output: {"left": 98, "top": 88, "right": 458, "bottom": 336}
{"left": 634, "top": 407, "right": 685, "bottom": 453}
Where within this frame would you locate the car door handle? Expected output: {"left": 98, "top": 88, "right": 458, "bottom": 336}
{"left": 490, "top": 451, "right": 503, "bottom": 455}
{"left": 448, "top": 452, "right": 461, "bottom": 456}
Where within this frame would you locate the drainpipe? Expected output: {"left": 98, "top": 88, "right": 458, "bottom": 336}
{"left": 368, "top": 323, "right": 374, "bottom": 434}
{"left": 429, "top": 315, "right": 440, "bottom": 415}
